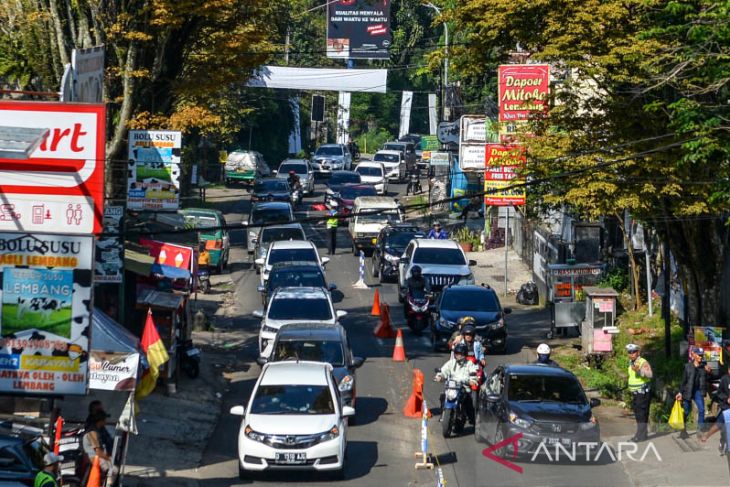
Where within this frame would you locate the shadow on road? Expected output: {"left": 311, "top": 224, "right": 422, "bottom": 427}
{"left": 351, "top": 397, "right": 388, "bottom": 427}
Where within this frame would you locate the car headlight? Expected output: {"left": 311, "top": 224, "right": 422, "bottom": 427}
{"left": 318, "top": 426, "right": 340, "bottom": 442}
{"left": 439, "top": 317, "right": 456, "bottom": 329}
{"left": 262, "top": 324, "right": 277, "bottom": 334}
{"left": 356, "top": 233, "right": 366, "bottom": 238}
{"left": 509, "top": 412, "right": 532, "bottom": 430}
{"left": 580, "top": 416, "right": 598, "bottom": 430}
{"left": 384, "top": 253, "right": 399, "bottom": 263}
{"left": 459, "top": 273, "right": 475, "bottom": 285}
{"left": 338, "top": 375, "right": 354, "bottom": 392}
{"left": 491, "top": 319, "right": 505, "bottom": 329}
{"left": 245, "top": 426, "right": 267, "bottom": 443}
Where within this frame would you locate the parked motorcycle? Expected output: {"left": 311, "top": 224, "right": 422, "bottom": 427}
{"left": 197, "top": 267, "right": 211, "bottom": 294}
{"left": 434, "top": 368, "right": 477, "bottom": 438}
{"left": 405, "top": 289, "right": 431, "bottom": 333}
{"left": 178, "top": 339, "right": 201, "bottom": 379}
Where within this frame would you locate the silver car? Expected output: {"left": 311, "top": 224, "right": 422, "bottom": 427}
{"left": 253, "top": 223, "right": 307, "bottom": 273}
{"left": 275, "top": 159, "right": 315, "bottom": 195}
{"left": 311, "top": 144, "right": 353, "bottom": 174}
{"left": 244, "top": 202, "right": 295, "bottom": 253}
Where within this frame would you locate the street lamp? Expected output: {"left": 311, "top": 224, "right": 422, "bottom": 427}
{"left": 423, "top": 2, "right": 449, "bottom": 120}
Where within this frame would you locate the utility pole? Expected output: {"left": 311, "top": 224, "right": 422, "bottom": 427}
{"left": 662, "top": 238, "right": 671, "bottom": 357}
{"left": 424, "top": 3, "right": 449, "bottom": 121}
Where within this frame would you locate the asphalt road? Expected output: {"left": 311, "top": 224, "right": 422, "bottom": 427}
{"left": 193, "top": 178, "right": 632, "bottom": 487}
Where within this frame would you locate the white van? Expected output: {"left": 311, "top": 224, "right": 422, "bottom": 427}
{"left": 348, "top": 196, "right": 403, "bottom": 255}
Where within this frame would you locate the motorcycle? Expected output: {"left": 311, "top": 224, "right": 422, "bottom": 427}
{"left": 405, "top": 289, "right": 431, "bottom": 333}
{"left": 434, "top": 368, "right": 477, "bottom": 438}
{"left": 291, "top": 187, "right": 302, "bottom": 207}
{"left": 407, "top": 172, "right": 422, "bottom": 195}
{"left": 197, "top": 267, "right": 211, "bottom": 294}
{"left": 178, "top": 339, "right": 201, "bottom": 379}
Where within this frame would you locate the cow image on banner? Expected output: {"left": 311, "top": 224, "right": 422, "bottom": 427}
{"left": 484, "top": 144, "right": 526, "bottom": 206}
{"left": 127, "top": 130, "right": 182, "bottom": 211}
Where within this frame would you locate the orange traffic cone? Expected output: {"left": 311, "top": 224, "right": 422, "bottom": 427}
{"left": 374, "top": 303, "right": 396, "bottom": 338}
{"left": 371, "top": 289, "right": 381, "bottom": 316}
{"left": 392, "top": 328, "right": 406, "bottom": 362}
{"left": 403, "top": 368, "right": 431, "bottom": 418}
{"left": 86, "top": 455, "right": 101, "bottom": 487}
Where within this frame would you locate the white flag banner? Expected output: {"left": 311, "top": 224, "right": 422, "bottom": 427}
{"left": 428, "top": 94, "right": 438, "bottom": 135}
{"left": 248, "top": 66, "right": 387, "bottom": 93}
{"left": 336, "top": 92, "right": 351, "bottom": 145}
{"left": 288, "top": 97, "right": 302, "bottom": 155}
{"left": 399, "top": 91, "right": 414, "bottom": 138}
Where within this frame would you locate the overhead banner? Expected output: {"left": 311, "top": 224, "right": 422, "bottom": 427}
{"left": 127, "top": 130, "right": 182, "bottom": 211}
{"left": 336, "top": 92, "right": 352, "bottom": 145}
{"left": 498, "top": 64, "right": 550, "bottom": 122}
{"left": 0, "top": 101, "right": 106, "bottom": 234}
{"left": 95, "top": 206, "right": 123, "bottom": 283}
{"left": 0, "top": 233, "right": 94, "bottom": 396}
{"left": 484, "top": 144, "right": 526, "bottom": 206}
{"left": 248, "top": 67, "right": 388, "bottom": 93}
{"left": 399, "top": 91, "right": 413, "bottom": 139}
{"left": 72, "top": 46, "right": 104, "bottom": 103}
{"left": 459, "top": 115, "right": 486, "bottom": 171}
{"left": 327, "top": 0, "right": 391, "bottom": 60}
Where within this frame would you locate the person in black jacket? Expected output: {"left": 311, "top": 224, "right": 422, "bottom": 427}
{"left": 676, "top": 347, "right": 712, "bottom": 438}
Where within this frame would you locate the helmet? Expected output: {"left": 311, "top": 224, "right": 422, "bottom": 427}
{"left": 411, "top": 265, "right": 422, "bottom": 278}
{"left": 458, "top": 316, "right": 476, "bottom": 327}
{"left": 453, "top": 342, "right": 469, "bottom": 356}
{"left": 433, "top": 221, "right": 441, "bottom": 227}
{"left": 537, "top": 343, "right": 551, "bottom": 355}
{"left": 461, "top": 324, "right": 476, "bottom": 336}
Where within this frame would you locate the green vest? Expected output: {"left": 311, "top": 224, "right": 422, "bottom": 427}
{"left": 326, "top": 217, "right": 338, "bottom": 229}
{"left": 627, "top": 357, "right": 651, "bottom": 392}
{"left": 34, "top": 471, "right": 57, "bottom": 487}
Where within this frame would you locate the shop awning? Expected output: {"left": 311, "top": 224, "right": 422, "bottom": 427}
{"left": 137, "top": 288, "right": 185, "bottom": 311}
{"left": 124, "top": 248, "right": 155, "bottom": 276}
{"left": 151, "top": 263, "right": 191, "bottom": 280}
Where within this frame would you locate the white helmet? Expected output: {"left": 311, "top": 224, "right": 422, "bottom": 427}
{"left": 537, "top": 343, "right": 551, "bottom": 355}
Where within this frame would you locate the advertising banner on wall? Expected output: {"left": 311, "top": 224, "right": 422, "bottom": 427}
{"left": 327, "top": 0, "right": 391, "bottom": 60}
{"left": 127, "top": 130, "right": 182, "bottom": 211}
{"left": 459, "top": 115, "right": 487, "bottom": 171}
{"left": 89, "top": 351, "right": 139, "bottom": 391}
{"left": 484, "top": 144, "right": 526, "bottom": 206}
{"left": 95, "top": 206, "right": 123, "bottom": 283}
{"left": 0, "top": 233, "right": 94, "bottom": 395}
{"left": 0, "top": 101, "right": 106, "bottom": 234}
{"left": 498, "top": 64, "right": 550, "bottom": 122}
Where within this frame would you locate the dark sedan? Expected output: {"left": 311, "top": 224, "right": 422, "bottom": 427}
{"left": 476, "top": 364, "right": 601, "bottom": 457}
{"left": 371, "top": 224, "right": 424, "bottom": 283}
{"left": 324, "top": 171, "right": 362, "bottom": 205}
{"left": 430, "top": 285, "right": 511, "bottom": 353}
{"left": 250, "top": 178, "right": 292, "bottom": 203}
{"left": 328, "top": 184, "right": 377, "bottom": 213}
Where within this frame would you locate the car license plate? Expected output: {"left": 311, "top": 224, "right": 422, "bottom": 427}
{"left": 547, "top": 437, "right": 571, "bottom": 446}
{"left": 275, "top": 452, "right": 307, "bottom": 464}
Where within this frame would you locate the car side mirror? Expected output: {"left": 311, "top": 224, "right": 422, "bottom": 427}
{"left": 486, "top": 394, "right": 501, "bottom": 403}
{"left": 230, "top": 405, "right": 245, "bottom": 416}
{"left": 590, "top": 398, "right": 602, "bottom": 408}
{"left": 351, "top": 357, "right": 365, "bottom": 368}
{"left": 321, "top": 257, "right": 331, "bottom": 266}
{"left": 468, "top": 259, "right": 477, "bottom": 267}
{"left": 328, "top": 283, "right": 338, "bottom": 291}
{"left": 336, "top": 310, "right": 348, "bottom": 319}
{"left": 252, "top": 310, "right": 264, "bottom": 318}
{"left": 257, "top": 285, "right": 265, "bottom": 293}
{"left": 503, "top": 307, "right": 512, "bottom": 315}
{"left": 256, "top": 356, "right": 268, "bottom": 366}
{"left": 342, "top": 406, "right": 356, "bottom": 417}
{"left": 242, "top": 221, "right": 249, "bottom": 227}
{"left": 254, "top": 258, "right": 265, "bottom": 266}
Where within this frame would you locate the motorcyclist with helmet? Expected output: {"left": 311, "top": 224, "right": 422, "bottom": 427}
{"left": 452, "top": 324, "right": 486, "bottom": 368}
{"left": 533, "top": 343, "right": 559, "bottom": 367}
{"left": 405, "top": 265, "right": 431, "bottom": 295}
{"left": 287, "top": 169, "right": 302, "bottom": 190}
{"left": 435, "top": 342, "right": 480, "bottom": 423}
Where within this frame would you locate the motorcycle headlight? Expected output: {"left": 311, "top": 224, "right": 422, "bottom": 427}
{"left": 446, "top": 389, "right": 458, "bottom": 401}
{"left": 580, "top": 416, "right": 598, "bottom": 430}
{"left": 384, "top": 253, "right": 400, "bottom": 263}
{"left": 439, "top": 317, "right": 456, "bottom": 329}
{"left": 459, "top": 273, "right": 475, "bottom": 285}
{"left": 262, "top": 324, "right": 278, "bottom": 334}
{"left": 509, "top": 412, "right": 532, "bottom": 430}
{"left": 245, "top": 426, "right": 267, "bottom": 443}
{"left": 338, "top": 375, "right": 354, "bottom": 392}
{"left": 318, "top": 426, "right": 340, "bottom": 442}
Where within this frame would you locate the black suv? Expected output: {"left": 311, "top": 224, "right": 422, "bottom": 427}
{"left": 430, "top": 284, "right": 511, "bottom": 353}
{"left": 257, "top": 261, "right": 335, "bottom": 306}
{"left": 370, "top": 224, "right": 424, "bottom": 283}
{"left": 476, "top": 364, "right": 601, "bottom": 457}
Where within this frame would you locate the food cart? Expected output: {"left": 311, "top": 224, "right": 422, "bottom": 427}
{"left": 580, "top": 287, "right": 619, "bottom": 366}
{"left": 546, "top": 263, "right": 604, "bottom": 339}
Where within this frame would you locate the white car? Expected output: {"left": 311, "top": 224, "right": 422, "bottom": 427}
{"left": 372, "top": 150, "right": 406, "bottom": 182}
{"left": 253, "top": 224, "right": 307, "bottom": 273}
{"left": 255, "top": 240, "right": 329, "bottom": 286}
{"left": 275, "top": 159, "right": 315, "bottom": 195}
{"left": 230, "top": 361, "right": 354, "bottom": 479}
{"left": 397, "top": 238, "right": 476, "bottom": 301}
{"left": 354, "top": 162, "right": 388, "bottom": 195}
{"left": 253, "top": 286, "right": 346, "bottom": 356}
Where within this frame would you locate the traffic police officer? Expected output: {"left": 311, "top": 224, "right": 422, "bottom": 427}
{"left": 326, "top": 209, "right": 338, "bottom": 255}
{"left": 626, "top": 343, "right": 653, "bottom": 442}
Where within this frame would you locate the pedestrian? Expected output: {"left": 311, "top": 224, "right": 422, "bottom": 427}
{"left": 85, "top": 401, "right": 113, "bottom": 456}
{"left": 676, "top": 346, "right": 711, "bottom": 438}
{"left": 626, "top": 343, "right": 652, "bottom": 442}
{"left": 34, "top": 452, "right": 62, "bottom": 486}
{"left": 82, "top": 410, "right": 114, "bottom": 475}
{"left": 326, "top": 209, "right": 338, "bottom": 255}
{"left": 700, "top": 407, "right": 730, "bottom": 476}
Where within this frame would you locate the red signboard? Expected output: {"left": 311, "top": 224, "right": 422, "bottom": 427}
{"left": 0, "top": 101, "right": 106, "bottom": 234}
{"left": 484, "top": 144, "right": 526, "bottom": 206}
{"left": 139, "top": 238, "right": 193, "bottom": 270}
{"left": 498, "top": 65, "right": 550, "bottom": 122}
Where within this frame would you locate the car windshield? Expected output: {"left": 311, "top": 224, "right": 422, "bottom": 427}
{"left": 268, "top": 248, "right": 318, "bottom": 265}
{"left": 279, "top": 163, "right": 307, "bottom": 175}
{"left": 268, "top": 297, "right": 332, "bottom": 320}
{"left": 330, "top": 172, "right": 361, "bottom": 185}
{"left": 508, "top": 375, "right": 587, "bottom": 404}
{"left": 184, "top": 214, "right": 218, "bottom": 229}
{"left": 261, "top": 228, "right": 304, "bottom": 244}
{"left": 374, "top": 153, "right": 399, "bottom": 163}
{"left": 316, "top": 146, "right": 343, "bottom": 156}
{"left": 358, "top": 211, "right": 401, "bottom": 225}
{"left": 356, "top": 166, "right": 383, "bottom": 177}
{"left": 268, "top": 270, "right": 325, "bottom": 290}
{"left": 413, "top": 248, "right": 466, "bottom": 265}
{"left": 339, "top": 186, "right": 377, "bottom": 199}
{"left": 442, "top": 290, "right": 500, "bottom": 312}
{"left": 250, "top": 385, "right": 335, "bottom": 415}
{"left": 386, "top": 231, "right": 422, "bottom": 250}
{"left": 251, "top": 207, "right": 291, "bottom": 225}
{"left": 254, "top": 180, "right": 289, "bottom": 193}
{"left": 273, "top": 340, "right": 345, "bottom": 366}
{"left": 383, "top": 144, "right": 404, "bottom": 152}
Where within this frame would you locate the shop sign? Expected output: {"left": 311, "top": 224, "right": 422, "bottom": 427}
{"left": 127, "top": 130, "right": 182, "bottom": 211}
{"left": 0, "top": 233, "right": 94, "bottom": 395}
{"left": 498, "top": 64, "right": 550, "bottom": 122}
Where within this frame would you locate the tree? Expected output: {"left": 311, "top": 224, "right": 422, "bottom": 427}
{"left": 451, "top": 0, "right": 730, "bottom": 324}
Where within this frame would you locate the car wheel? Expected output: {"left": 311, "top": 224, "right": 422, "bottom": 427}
{"left": 492, "top": 424, "right": 507, "bottom": 457}
{"left": 371, "top": 258, "right": 379, "bottom": 278}
{"left": 397, "top": 288, "right": 404, "bottom": 303}
{"left": 238, "top": 463, "right": 247, "bottom": 479}
{"left": 352, "top": 242, "right": 358, "bottom": 256}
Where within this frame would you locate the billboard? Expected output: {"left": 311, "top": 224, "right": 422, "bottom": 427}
{"left": 89, "top": 351, "right": 139, "bottom": 391}
{"left": 95, "top": 206, "right": 123, "bottom": 283}
{"left": 327, "top": 0, "right": 391, "bottom": 60}
{"left": 484, "top": 144, "right": 526, "bottom": 206}
{"left": 0, "top": 233, "right": 94, "bottom": 396}
{"left": 498, "top": 64, "right": 550, "bottom": 122}
{"left": 0, "top": 101, "right": 106, "bottom": 234}
{"left": 459, "top": 115, "right": 486, "bottom": 171}
{"left": 127, "top": 130, "right": 182, "bottom": 211}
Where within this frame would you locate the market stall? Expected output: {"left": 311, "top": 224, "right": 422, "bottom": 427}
{"left": 546, "top": 263, "right": 604, "bottom": 339}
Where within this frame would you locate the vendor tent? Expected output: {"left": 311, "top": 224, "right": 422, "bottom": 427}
{"left": 89, "top": 309, "right": 140, "bottom": 391}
